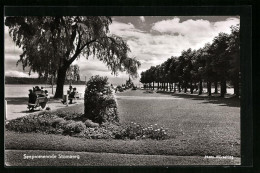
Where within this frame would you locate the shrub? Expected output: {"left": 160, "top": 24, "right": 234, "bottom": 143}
{"left": 116, "top": 85, "right": 124, "bottom": 92}
{"left": 56, "top": 111, "right": 84, "bottom": 121}
{"left": 116, "top": 122, "right": 169, "bottom": 140}
{"left": 84, "top": 119, "right": 99, "bottom": 128}
{"left": 132, "top": 86, "right": 137, "bottom": 90}
{"left": 56, "top": 111, "right": 67, "bottom": 118}
{"left": 6, "top": 113, "right": 58, "bottom": 133}
{"left": 62, "top": 121, "right": 86, "bottom": 135}
{"left": 84, "top": 75, "right": 119, "bottom": 124}
{"left": 83, "top": 127, "right": 113, "bottom": 139}
{"left": 51, "top": 118, "right": 66, "bottom": 128}
{"left": 64, "top": 112, "right": 84, "bottom": 121}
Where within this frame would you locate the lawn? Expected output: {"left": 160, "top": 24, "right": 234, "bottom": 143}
{"left": 5, "top": 89, "right": 240, "bottom": 157}
{"left": 116, "top": 90, "right": 240, "bottom": 154}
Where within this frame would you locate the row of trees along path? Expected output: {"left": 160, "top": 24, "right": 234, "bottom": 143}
{"left": 5, "top": 16, "right": 141, "bottom": 98}
{"left": 140, "top": 25, "right": 240, "bottom": 97}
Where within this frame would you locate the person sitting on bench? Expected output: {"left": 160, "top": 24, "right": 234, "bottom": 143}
{"left": 35, "top": 86, "right": 41, "bottom": 91}
{"left": 28, "top": 89, "right": 37, "bottom": 104}
{"left": 69, "top": 85, "right": 73, "bottom": 93}
{"left": 68, "top": 88, "right": 77, "bottom": 104}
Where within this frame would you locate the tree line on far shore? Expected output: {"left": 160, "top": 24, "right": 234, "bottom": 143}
{"left": 6, "top": 64, "right": 83, "bottom": 85}
{"left": 5, "top": 76, "right": 86, "bottom": 85}
{"left": 140, "top": 25, "right": 240, "bottom": 97}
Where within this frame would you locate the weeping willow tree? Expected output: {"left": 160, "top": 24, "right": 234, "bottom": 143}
{"left": 5, "top": 16, "right": 141, "bottom": 98}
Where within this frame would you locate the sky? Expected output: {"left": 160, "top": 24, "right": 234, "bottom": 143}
{"left": 4, "top": 16, "right": 240, "bottom": 85}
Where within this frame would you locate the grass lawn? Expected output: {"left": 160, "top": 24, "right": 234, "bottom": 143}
{"left": 5, "top": 89, "right": 240, "bottom": 158}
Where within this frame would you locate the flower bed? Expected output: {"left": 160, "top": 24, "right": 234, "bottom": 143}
{"left": 6, "top": 112, "right": 169, "bottom": 140}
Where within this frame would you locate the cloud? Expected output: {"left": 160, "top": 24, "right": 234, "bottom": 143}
{"left": 140, "top": 16, "right": 145, "bottom": 22}
{"left": 109, "top": 21, "right": 190, "bottom": 66}
{"left": 151, "top": 17, "right": 240, "bottom": 48}
{"left": 109, "top": 21, "right": 136, "bottom": 33}
{"left": 5, "top": 70, "right": 38, "bottom": 78}
{"left": 213, "top": 18, "right": 240, "bottom": 34}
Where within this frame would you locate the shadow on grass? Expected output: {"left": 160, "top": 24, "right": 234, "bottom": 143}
{"left": 155, "top": 91, "right": 240, "bottom": 108}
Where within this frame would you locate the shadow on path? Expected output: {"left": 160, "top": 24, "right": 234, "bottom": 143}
{"left": 155, "top": 91, "right": 240, "bottom": 108}
{"left": 14, "top": 110, "right": 41, "bottom": 114}
{"left": 5, "top": 97, "right": 28, "bottom": 105}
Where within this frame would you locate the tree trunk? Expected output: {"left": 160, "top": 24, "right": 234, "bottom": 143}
{"left": 54, "top": 66, "right": 68, "bottom": 98}
{"left": 199, "top": 80, "right": 203, "bottom": 95}
{"left": 234, "top": 80, "right": 239, "bottom": 96}
{"left": 207, "top": 81, "right": 212, "bottom": 96}
{"left": 178, "top": 82, "right": 181, "bottom": 92}
{"left": 220, "top": 79, "right": 226, "bottom": 97}
{"left": 183, "top": 82, "right": 187, "bottom": 93}
{"left": 162, "top": 82, "right": 165, "bottom": 91}
{"left": 166, "top": 82, "right": 168, "bottom": 91}
{"left": 190, "top": 81, "right": 194, "bottom": 94}
{"left": 174, "top": 83, "right": 176, "bottom": 93}
{"left": 214, "top": 81, "right": 218, "bottom": 93}
{"left": 153, "top": 82, "right": 155, "bottom": 90}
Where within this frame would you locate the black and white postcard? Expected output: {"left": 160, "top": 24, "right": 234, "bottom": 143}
{"left": 3, "top": 5, "right": 253, "bottom": 168}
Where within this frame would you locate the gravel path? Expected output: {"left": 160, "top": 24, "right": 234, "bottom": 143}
{"left": 5, "top": 97, "right": 84, "bottom": 120}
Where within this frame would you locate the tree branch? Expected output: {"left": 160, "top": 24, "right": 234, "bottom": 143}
{"left": 79, "top": 38, "right": 97, "bottom": 51}
{"left": 65, "top": 24, "right": 77, "bottom": 58}
{"left": 67, "top": 38, "right": 97, "bottom": 65}
{"left": 66, "top": 36, "right": 120, "bottom": 66}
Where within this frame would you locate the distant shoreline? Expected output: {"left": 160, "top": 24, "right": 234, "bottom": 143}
{"left": 5, "top": 76, "right": 86, "bottom": 85}
{"left": 5, "top": 83, "right": 86, "bottom": 85}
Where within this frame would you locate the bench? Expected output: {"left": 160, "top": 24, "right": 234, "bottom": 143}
{"left": 74, "top": 92, "right": 82, "bottom": 99}
{"left": 28, "top": 96, "right": 48, "bottom": 111}
{"left": 62, "top": 94, "right": 77, "bottom": 105}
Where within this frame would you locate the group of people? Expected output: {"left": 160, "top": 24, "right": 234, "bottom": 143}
{"left": 61, "top": 85, "right": 77, "bottom": 104}
{"left": 28, "top": 86, "right": 49, "bottom": 104}
{"left": 28, "top": 85, "right": 78, "bottom": 105}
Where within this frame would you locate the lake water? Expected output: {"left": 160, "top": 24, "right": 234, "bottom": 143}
{"left": 5, "top": 84, "right": 234, "bottom": 98}
{"left": 5, "top": 84, "right": 87, "bottom": 98}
